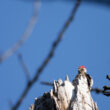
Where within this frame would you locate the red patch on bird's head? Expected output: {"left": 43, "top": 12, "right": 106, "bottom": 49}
{"left": 79, "top": 65, "right": 86, "bottom": 69}
{"left": 78, "top": 65, "right": 87, "bottom": 73}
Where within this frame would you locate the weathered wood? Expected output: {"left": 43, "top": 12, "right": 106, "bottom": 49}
{"left": 29, "top": 74, "right": 98, "bottom": 110}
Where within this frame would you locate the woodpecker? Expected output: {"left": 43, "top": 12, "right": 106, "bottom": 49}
{"left": 77, "top": 65, "right": 93, "bottom": 90}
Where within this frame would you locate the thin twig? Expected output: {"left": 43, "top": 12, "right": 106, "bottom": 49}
{"left": 92, "top": 74, "right": 110, "bottom": 96}
{"left": 40, "top": 82, "right": 110, "bottom": 96}
{"left": 92, "top": 88, "right": 110, "bottom": 96}
{"left": 0, "top": 2, "right": 40, "bottom": 63}
{"left": 11, "top": 0, "right": 81, "bottom": 110}
{"left": 92, "top": 75, "right": 110, "bottom": 96}
{"left": 40, "top": 81, "right": 53, "bottom": 86}
{"left": 17, "top": 53, "right": 30, "bottom": 82}
{"left": 103, "top": 85, "right": 110, "bottom": 91}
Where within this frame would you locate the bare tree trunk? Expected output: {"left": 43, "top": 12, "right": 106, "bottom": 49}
{"left": 29, "top": 74, "right": 98, "bottom": 110}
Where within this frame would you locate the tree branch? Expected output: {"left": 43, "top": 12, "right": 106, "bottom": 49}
{"left": 92, "top": 75, "right": 110, "bottom": 97}
{"left": 92, "top": 88, "right": 110, "bottom": 96}
{"left": 11, "top": 0, "right": 81, "bottom": 110}
{"left": 17, "top": 53, "right": 30, "bottom": 82}
{"left": 0, "top": 2, "right": 40, "bottom": 63}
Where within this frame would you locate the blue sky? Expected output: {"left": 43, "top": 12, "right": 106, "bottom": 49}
{"left": 0, "top": 0, "right": 110, "bottom": 110}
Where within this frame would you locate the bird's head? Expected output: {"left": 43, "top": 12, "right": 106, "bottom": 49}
{"left": 78, "top": 65, "right": 87, "bottom": 73}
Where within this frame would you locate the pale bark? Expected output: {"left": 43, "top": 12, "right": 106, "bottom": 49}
{"left": 29, "top": 74, "right": 98, "bottom": 110}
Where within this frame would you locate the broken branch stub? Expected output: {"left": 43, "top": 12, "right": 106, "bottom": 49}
{"left": 29, "top": 74, "right": 98, "bottom": 110}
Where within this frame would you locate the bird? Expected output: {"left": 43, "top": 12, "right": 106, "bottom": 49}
{"left": 75, "top": 65, "right": 93, "bottom": 90}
